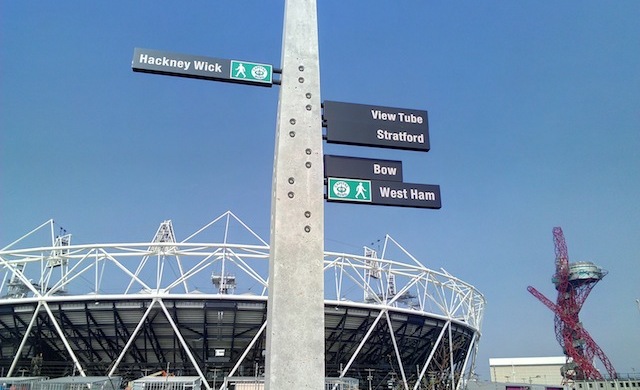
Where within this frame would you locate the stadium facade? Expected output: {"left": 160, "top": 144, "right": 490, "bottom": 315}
{"left": 0, "top": 212, "right": 485, "bottom": 389}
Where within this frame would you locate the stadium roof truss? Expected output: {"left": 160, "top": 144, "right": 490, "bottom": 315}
{"left": 0, "top": 212, "right": 485, "bottom": 390}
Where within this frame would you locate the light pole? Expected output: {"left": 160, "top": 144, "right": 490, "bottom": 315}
{"left": 366, "top": 368, "right": 374, "bottom": 390}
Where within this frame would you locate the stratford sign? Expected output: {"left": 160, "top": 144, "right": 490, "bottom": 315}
{"left": 323, "top": 101, "right": 429, "bottom": 151}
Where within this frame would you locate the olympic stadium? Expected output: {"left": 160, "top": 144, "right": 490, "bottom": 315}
{"left": 0, "top": 212, "right": 485, "bottom": 389}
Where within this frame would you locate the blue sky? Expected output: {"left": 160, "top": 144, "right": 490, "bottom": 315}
{"left": 2, "top": 0, "right": 639, "bottom": 379}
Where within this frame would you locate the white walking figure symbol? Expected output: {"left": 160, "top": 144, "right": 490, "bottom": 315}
{"left": 355, "top": 182, "right": 367, "bottom": 199}
{"left": 235, "top": 63, "right": 246, "bottom": 78}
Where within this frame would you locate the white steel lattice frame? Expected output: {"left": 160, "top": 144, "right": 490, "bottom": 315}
{"left": 0, "top": 212, "right": 485, "bottom": 390}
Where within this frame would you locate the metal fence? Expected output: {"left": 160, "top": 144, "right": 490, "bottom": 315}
{"left": 222, "top": 376, "right": 359, "bottom": 390}
{"left": 32, "top": 377, "right": 121, "bottom": 390}
{"left": 131, "top": 376, "right": 201, "bottom": 390}
{"left": 0, "top": 377, "right": 48, "bottom": 390}
{"left": 324, "top": 377, "right": 359, "bottom": 390}
{"left": 220, "top": 377, "right": 263, "bottom": 390}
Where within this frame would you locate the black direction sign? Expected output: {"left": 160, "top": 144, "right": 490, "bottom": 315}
{"left": 326, "top": 178, "right": 441, "bottom": 209}
{"left": 132, "top": 48, "right": 273, "bottom": 87}
{"left": 323, "top": 101, "right": 429, "bottom": 152}
{"left": 371, "top": 181, "right": 441, "bottom": 209}
{"left": 324, "top": 155, "right": 403, "bottom": 182}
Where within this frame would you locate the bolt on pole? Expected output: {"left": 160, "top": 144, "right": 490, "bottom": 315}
{"left": 265, "top": 0, "right": 325, "bottom": 389}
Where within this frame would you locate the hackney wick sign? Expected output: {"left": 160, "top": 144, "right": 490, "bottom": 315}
{"left": 132, "top": 48, "right": 273, "bottom": 87}
{"left": 323, "top": 101, "right": 429, "bottom": 151}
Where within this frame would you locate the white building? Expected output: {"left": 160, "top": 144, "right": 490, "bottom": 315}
{"left": 489, "top": 357, "right": 566, "bottom": 386}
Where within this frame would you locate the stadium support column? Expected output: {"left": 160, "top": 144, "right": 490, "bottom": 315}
{"left": 265, "top": 0, "right": 325, "bottom": 389}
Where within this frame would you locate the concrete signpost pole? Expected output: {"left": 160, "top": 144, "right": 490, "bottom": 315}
{"left": 265, "top": 0, "right": 325, "bottom": 389}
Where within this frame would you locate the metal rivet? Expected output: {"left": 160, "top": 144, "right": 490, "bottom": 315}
{"left": 288, "top": 177, "right": 295, "bottom": 184}
{"left": 304, "top": 225, "right": 311, "bottom": 233}
{"left": 290, "top": 118, "right": 296, "bottom": 125}
{"left": 305, "top": 105, "right": 312, "bottom": 111}
{"left": 305, "top": 148, "right": 312, "bottom": 155}
{"left": 305, "top": 162, "right": 312, "bottom": 168}
{"left": 305, "top": 93, "right": 312, "bottom": 99}
{"left": 304, "top": 211, "right": 311, "bottom": 218}
{"left": 298, "top": 65, "right": 304, "bottom": 71}
{"left": 288, "top": 192, "right": 295, "bottom": 198}
{"left": 289, "top": 131, "right": 296, "bottom": 137}
{"left": 298, "top": 77, "right": 304, "bottom": 83}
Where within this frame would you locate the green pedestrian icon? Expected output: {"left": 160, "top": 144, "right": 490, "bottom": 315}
{"left": 328, "top": 178, "right": 371, "bottom": 202}
{"left": 234, "top": 62, "right": 247, "bottom": 78}
{"left": 355, "top": 182, "right": 367, "bottom": 199}
{"left": 230, "top": 60, "right": 273, "bottom": 84}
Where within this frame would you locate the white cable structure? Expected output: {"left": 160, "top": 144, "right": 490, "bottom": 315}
{"left": 0, "top": 212, "right": 485, "bottom": 390}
